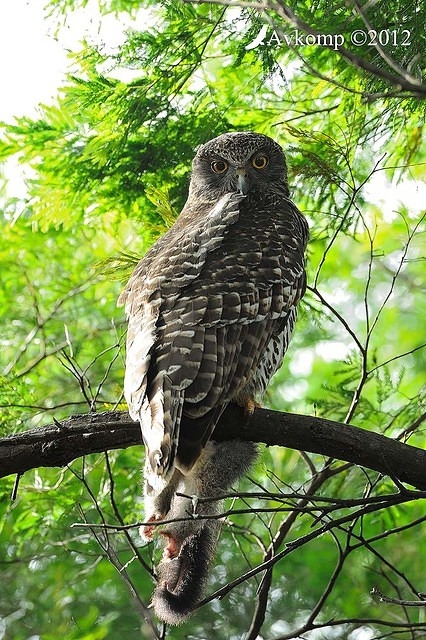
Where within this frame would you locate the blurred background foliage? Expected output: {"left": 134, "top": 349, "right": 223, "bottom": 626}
{"left": 0, "top": 0, "right": 425, "bottom": 638}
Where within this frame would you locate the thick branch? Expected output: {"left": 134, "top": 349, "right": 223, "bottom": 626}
{"left": 0, "top": 406, "right": 425, "bottom": 490}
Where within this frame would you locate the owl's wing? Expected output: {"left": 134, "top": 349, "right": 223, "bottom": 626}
{"left": 166, "top": 198, "right": 307, "bottom": 420}
{"left": 119, "top": 192, "right": 245, "bottom": 493}
{"left": 121, "top": 192, "right": 308, "bottom": 494}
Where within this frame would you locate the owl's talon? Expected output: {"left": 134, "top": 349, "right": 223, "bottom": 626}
{"left": 239, "top": 397, "right": 261, "bottom": 417}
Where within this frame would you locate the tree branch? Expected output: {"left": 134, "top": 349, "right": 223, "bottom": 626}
{"left": 1, "top": 406, "right": 425, "bottom": 490}
{"left": 184, "top": 0, "right": 426, "bottom": 97}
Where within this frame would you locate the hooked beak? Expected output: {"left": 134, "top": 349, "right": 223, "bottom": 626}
{"left": 235, "top": 168, "right": 250, "bottom": 194}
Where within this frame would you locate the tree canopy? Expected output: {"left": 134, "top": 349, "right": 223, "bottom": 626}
{"left": 0, "top": 1, "right": 425, "bottom": 639}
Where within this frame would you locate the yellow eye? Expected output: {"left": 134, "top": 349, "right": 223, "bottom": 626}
{"left": 252, "top": 154, "right": 269, "bottom": 169}
{"left": 211, "top": 160, "right": 229, "bottom": 174}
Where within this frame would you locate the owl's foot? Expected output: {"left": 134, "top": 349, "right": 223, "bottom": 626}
{"left": 241, "top": 397, "right": 262, "bottom": 417}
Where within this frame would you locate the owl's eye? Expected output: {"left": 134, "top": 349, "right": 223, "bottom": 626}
{"left": 211, "top": 160, "right": 229, "bottom": 174}
{"left": 252, "top": 154, "right": 269, "bottom": 169}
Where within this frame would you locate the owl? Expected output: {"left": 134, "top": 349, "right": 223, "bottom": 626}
{"left": 119, "top": 131, "right": 308, "bottom": 625}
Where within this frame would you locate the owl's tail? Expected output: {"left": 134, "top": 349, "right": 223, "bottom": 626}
{"left": 150, "top": 440, "right": 258, "bottom": 626}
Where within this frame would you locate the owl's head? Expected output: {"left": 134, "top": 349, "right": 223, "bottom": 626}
{"left": 189, "top": 131, "right": 289, "bottom": 200}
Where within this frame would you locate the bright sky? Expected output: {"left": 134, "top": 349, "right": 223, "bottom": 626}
{"left": 0, "top": 0, "right": 151, "bottom": 198}
{"left": 1, "top": 0, "right": 79, "bottom": 121}
{"left": 0, "top": 0, "right": 151, "bottom": 122}
{"left": 0, "top": 1, "right": 424, "bottom": 212}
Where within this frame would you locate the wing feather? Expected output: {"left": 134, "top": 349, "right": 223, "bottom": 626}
{"left": 120, "top": 189, "right": 308, "bottom": 489}
{"left": 120, "top": 193, "right": 245, "bottom": 485}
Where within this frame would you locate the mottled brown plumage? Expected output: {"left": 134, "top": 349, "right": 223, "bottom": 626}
{"left": 119, "top": 131, "right": 308, "bottom": 624}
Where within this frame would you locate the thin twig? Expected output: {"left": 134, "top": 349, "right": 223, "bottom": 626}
{"left": 371, "top": 587, "right": 426, "bottom": 607}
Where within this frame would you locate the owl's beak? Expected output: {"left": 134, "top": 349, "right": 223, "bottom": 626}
{"left": 235, "top": 168, "right": 250, "bottom": 194}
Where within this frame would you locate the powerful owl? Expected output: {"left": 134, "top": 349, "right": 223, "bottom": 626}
{"left": 119, "top": 131, "right": 308, "bottom": 625}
